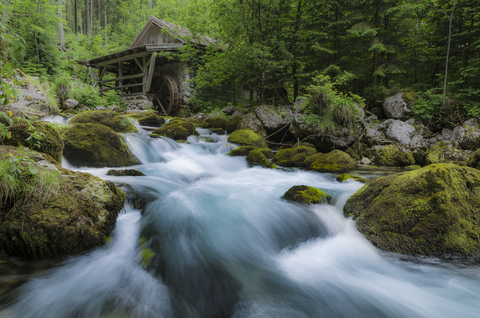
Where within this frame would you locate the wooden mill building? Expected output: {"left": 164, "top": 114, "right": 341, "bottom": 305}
{"left": 80, "top": 16, "right": 212, "bottom": 115}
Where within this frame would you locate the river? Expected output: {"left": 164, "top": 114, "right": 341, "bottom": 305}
{"left": 1, "top": 119, "right": 480, "bottom": 317}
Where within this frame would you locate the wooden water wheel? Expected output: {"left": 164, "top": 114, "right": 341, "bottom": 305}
{"left": 154, "top": 74, "right": 179, "bottom": 116}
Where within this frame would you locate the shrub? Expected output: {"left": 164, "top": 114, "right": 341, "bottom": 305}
{"left": 302, "top": 75, "right": 364, "bottom": 133}
{"left": 101, "top": 90, "right": 125, "bottom": 109}
{"left": 52, "top": 72, "right": 72, "bottom": 106}
{"left": 69, "top": 84, "right": 102, "bottom": 107}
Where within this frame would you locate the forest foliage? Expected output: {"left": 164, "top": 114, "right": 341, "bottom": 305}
{"left": 0, "top": 0, "right": 479, "bottom": 124}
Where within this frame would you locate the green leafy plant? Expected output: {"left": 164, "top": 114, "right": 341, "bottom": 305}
{"left": 0, "top": 150, "right": 63, "bottom": 216}
{"left": 69, "top": 84, "right": 102, "bottom": 107}
{"left": 52, "top": 72, "right": 73, "bottom": 106}
{"left": 301, "top": 75, "right": 364, "bottom": 132}
{"left": 101, "top": 90, "right": 125, "bottom": 109}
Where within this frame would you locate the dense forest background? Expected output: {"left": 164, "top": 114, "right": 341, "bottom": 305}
{"left": 0, "top": 0, "right": 479, "bottom": 124}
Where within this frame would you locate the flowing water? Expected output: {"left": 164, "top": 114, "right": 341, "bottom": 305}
{"left": 1, "top": 123, "right": 480, "bottom": 318}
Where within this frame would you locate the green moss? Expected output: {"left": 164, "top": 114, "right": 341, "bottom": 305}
{"left": 427, "top": 141, "right": 468, "bottom": 165}
{"left": 282, "top": 185, "right": 332, "bottom": 204}
{"left": 227, "top": 146, "right": 256, "bottom": 157}
{"left": 227, "top": 129, "right": 268, "bottom": 148}
{"left": 310, "top": 150, "right": 356, "bottom": 172}
{"left": 374, "top": 145, "right": 415, "bottom": 167}
{"left": 303, "top": 152, "right": 324, "bottom": 167}
{"left": 106, "top": 169, "right": 145, "bottom": 176}
{"left": 61, "top": 123, "right": 139, "bottom": 167}
{"left": 201, "top": 137, "right": 215, "bottom": 143}
{"left": 336, "top": 174, "right": 368, "bottom": 183}
{"left": 258, "top": 148, "right": 274, "bottom": 159}
{"left": 467, "top": 149, "right": 480, "bottom": 170}
{"left": 69, "top": 110, "right": 138, "bottom": 133}
{"left": 151, "top": 118, "right": 199, "bottom": 140}
{"left": 408, "top": 165, "right": 422, "bottom": 170}
{"left": 140, "top": 248, "right": 156, "bottom": 267}
{"left": 344, "top": 163, "right": 480, "bottom": 258}
{"left": 0, "top": 147, "right": 126, "bottom": 258}
{"left": 4, "top": 121, "right": 64, "bottom": 163}
{"left": 60, "top": 109, "right": 76, "bottom": 117}
{"left": 272, "top": 146, "right": 317, "bottom": 167}
{"left": 125, "top": 112, "right": 165, "bottom": 127}
{"left": 246, "top": 150, "right": 278, "bottom": 169}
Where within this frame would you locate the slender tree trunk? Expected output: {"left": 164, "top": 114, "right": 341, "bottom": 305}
{"left": 98, "top": 0, "right": 101, "bottom": 29}
{"left": 443, "top": 1, "right": 456, "bottom": 106}
{"left": 85, "top": 0, "right": 89, "bottom": 35}
{"left": 57, "top": 0, "right": 65, "bottom": 50}
{"left": 90, "top": 0, "right": 93, "bottom": 34}
{"left": 74, "top": 0, "right": 78, "bottom": 35}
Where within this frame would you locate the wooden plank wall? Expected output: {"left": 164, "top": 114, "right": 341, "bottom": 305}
{"left": 138, "top": 25, "right": 182, "bottom": 46}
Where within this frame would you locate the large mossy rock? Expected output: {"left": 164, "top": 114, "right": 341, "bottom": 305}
{"left": 344, "top": 164, "right": 480, "bottom": 258}
{"left": 125, "top": 112, "right": 165, "bottom": 127}
{"left": 227, "top": 129, "right": 268, "bottom": 148}
{"left": 237, "top": 113, "right": 267, "bottom": 137}
{"left": 69, "top": 110, "right": 138, "bottom": 133}
{"left": 283, "top": 185, "right": 331, "bottom": 204}
{"left": 4, "top": 121, "right": 64, "bottom": 163}
{"left": 62, "top": 123, "right": 139, "bottom": 167}
{"left": 227, "top": 146, "right": 256, "bottom": 157}
{"left": 0, "top": 146, "right": 126, "bottom": 258}
{"left": 467, "top": 149, "right": 480, "bottom": 170}
{"left": 151, "top": 117, "right": 199, "bottom": 140}
{"left": 246, "top": 150, "right": 278, "bottom": 169}
{"left": 373, "top": 145, "right": 415, "bottom": 167}
{"left": 272, "top": 146, "right": 317, "bottom": 167}
{"left": 426, "top": 141, "right": 471, "bottom": 166}
{"left": 309, "top": 150, "right": 355, "bottom": 172}
{"left": 336, "top": 174, "right": 368, "bottom": 183}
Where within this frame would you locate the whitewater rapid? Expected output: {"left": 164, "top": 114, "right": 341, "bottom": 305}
{"left": 2, "top": 122, "right": 480, "bottom": 318}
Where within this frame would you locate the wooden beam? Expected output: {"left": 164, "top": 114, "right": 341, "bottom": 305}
{"left": 96, "top": 52, "right": 149, "bottom": 67}
{"left": 98, "top": 73, "right": 145, "bottom": 84}
{"left": 146, "top": 54, "right": 156, "bottom": 92}
{"left": 100, "top": 82, "right": 144, "bottom": 92}
{"left": 134, "top": 58, "right": 144, "bottom": 72}
{"left": 145, "top": 43, "right": 184, "bottom": 51}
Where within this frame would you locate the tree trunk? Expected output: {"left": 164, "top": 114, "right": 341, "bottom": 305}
{"left": 85, "top": 0, "right": 89, "bottom": 35}
{"left": 57, "top": 0, "right": 65, "bottom": 50}
{"left": 74, "top": 0, "right": 78, "bottom": 35}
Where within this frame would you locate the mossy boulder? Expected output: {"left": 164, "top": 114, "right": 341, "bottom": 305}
{"left": 69, "top": 110, "right": 138, "bottom": 133}
{"left": 345, "top": 142, "right": 367, "bottom": 161}
{"left": 258, "top": 148, "right": 274, "bottom": 159}
{"left": 227, "top": 146, "right": 256, "bottom": 157}
{"left": 3, "top": 120, "right": 64, "bottom": 163}
{"left": 336, "top": 174, "right": 368, "bottom": 183}
{"left": 344, "top": 164, "right": 480, "bottom": 258}
{"left": 467, "top": 149, "right": 480, "bottom": 170}
{"left": 374, "top": 145, "right": 415, "bottom": 167}
{"left": 310, "top": 150, "right": 356, "bottom": 172}
{"left": 151, "top": 118, "right": 199, "bottom": 140}
{"left": 106, "top": 169, "right": 145, "bottom": 176}
{"left": 60, "top": 109, "right": 76, "bottom": 117}
{"left": 125, "top": 112, "right": 165, "bottom": 127}
{"left": 203, "top": 115, "right": 241, "bottom": 134}
{"left": 62, "top": 123, "right": 139, "bottom": 167}
{"left": 0, "top": 146, "right": 126, "bottom": 258}
{"left": 227, "top": 129, "right": 268, "bottom": 148}
{"left": 303, "top": 152, "right": 324, "bottom": 168}
{"left": 282, "top": 185, "right": 332, "bottom": 204}
{"left": 426, "top": 141, "right": 471, "bottom": 166}
{"left": 272, "top": 146, "right": 317, "bottom": 167}
{"left": 246, "top": 150, "right": 278, "bottom": 169}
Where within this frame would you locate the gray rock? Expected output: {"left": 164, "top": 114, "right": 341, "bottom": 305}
{"left": 450, "top": 124, "right": 480, "bottom": 150}
{"left": 382, "top": 93, "right": 411, "bottom": 120}
{"left": 237, "top": 113, "right": 267, "bottom": 137}
{"left": 255, "top": 105, "right": 286, "bottom": 132}
{"left": 107, "top": 105, "right": 122, "bottom": 112}
{"left": 363, "top": 115, "right": 378, "bottom": 123}
{"left": 409, "top": 134, "right": 426, "bottom": 148}
{"left": 80, "top": 106, "right": 90, "bottom": 111}
{"left": 465, "top": 118, "right": 479, "bottom": 128}
{"left": 63, "top": 98, "right": 79, "bottom": 110}
{"left": 222, "top": 106, "right": 236, "bottom": 116}
{"left": 122, "top": 95, "right": 153, "bottom": 110}
{"left": 94, "top": 105, "right": 107, "bottom": 111}
{"left": 385, "top": 120, "right": 415, "bottom": 146}
{"left": 360, "top": 157, "right": 372, "bottom": 165}
{"left": 377, "top": 119, "right": 395, "bottom": 132}
{"left": 6, "top": 76, "right": 55, "bottom": 117}
{"left": 232, "top": 109, "right": 244, "bottom": 117}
